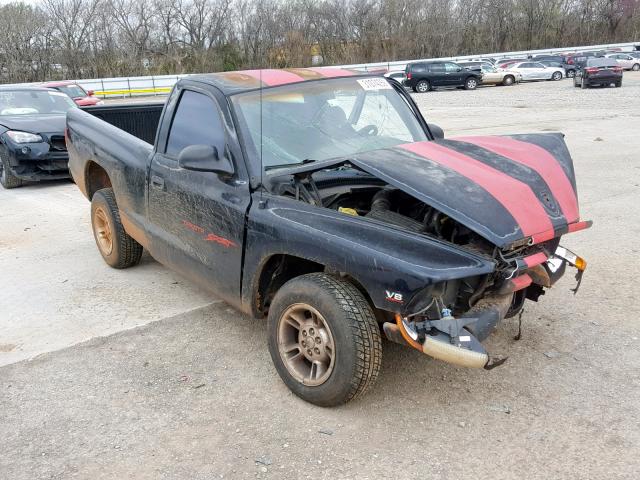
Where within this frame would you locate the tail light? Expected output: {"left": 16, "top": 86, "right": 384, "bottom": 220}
{"left": 585, "top": 67, "right": 598, "bottom": 74}
{"left": 407, "top": 72, "right": 412, "bottom": 80}
{"left": 612, "top": 66, "right": 623, "bottom": 73}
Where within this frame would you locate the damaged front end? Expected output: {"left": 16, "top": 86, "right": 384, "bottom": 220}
{"left": 265, "top": 135, "right": 591, "bottom": 369}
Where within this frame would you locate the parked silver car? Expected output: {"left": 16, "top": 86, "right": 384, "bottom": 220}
{"left": 604, "top": 54, "right": 640, "bottom": 71}
{"left": 504, "top": 61, "right": 565, "bottom": 81}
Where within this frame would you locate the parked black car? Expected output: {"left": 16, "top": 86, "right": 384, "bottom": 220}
{"left": 404, "top": 61, "right": 481, "bottom": 92}
{"left": 0, "top": 87, "right": 77, "bottom": 189}
{"left": 573, "top": 58, "right": 622, "bottom": 89}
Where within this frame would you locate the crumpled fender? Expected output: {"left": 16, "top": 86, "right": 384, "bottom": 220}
{"left": 242, "top": 194, "right": 495, "bottom": 314}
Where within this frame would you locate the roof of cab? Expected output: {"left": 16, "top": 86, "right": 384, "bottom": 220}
{"left": 186, "top": 67, "right": 374, "bottom": 94}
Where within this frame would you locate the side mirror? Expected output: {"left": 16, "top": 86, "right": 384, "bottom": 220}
{"left": 178, "top": 145, "right": 234, "bottom": 175}
{"left": 87, "top": 90, "right": 94, "bottom": 96}
{"left": 428, "top": 123, "right": 444, "bottom": 140}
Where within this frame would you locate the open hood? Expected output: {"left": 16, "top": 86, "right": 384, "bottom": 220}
{"left": 349, "top": 133, "right": 581, "bottom": 248}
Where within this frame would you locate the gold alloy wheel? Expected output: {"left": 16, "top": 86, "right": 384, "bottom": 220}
{"left": 93, "top": 206, "right": 113, "bottom": 256}
{"left": 277, "top": 303, "right": 335, "bottom": 386}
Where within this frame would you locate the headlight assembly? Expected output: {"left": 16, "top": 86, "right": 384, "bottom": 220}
{"left": 5, "top": 131, "right": 43, "bottom": 143}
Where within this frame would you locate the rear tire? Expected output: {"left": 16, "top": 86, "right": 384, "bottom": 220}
{"left": 581, "top": 78, "right": 588, "bottom": 89}
{"left": 416, "top": 80, "right": 430, "bottom": 93}
{"left": 502, "top": 75, "right": 515, "bottom": 86}
{"left": 90, "top": 187, "right": 143, "bottom": 269}
{"left": 566, "top": 69, "right": 576, "bottom": 78}
{"left": 267, "top": 273, "right": 382, "bottom": 407}
{"left": 573, "top": 77, "right": 580, "bottom": 88}
{"left": 551, "top": 71, "right": 562, "bottom": 81}
{"left": 632, "top": 64, "right": 640, "bottom": 71}
{"left": 615, "top": 80, "right": 622, "bottom": 88}
{"left": 464, "top": 77, "right": 478, "bottom": 90}
{"left": 0, "top": 152, "right": 23, "bottom": 189}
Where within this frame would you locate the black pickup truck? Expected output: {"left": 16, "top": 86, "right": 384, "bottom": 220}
{"left": 67, "top": 68, "right": 591, "bottom": 406}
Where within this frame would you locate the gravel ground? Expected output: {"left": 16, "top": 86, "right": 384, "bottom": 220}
{"left": 1, "top": 74, "right": 640, "bottom": 479}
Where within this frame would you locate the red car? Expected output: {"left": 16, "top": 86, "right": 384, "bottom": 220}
{"left": 42, "top": 81, "right": 103, "bottom": 106}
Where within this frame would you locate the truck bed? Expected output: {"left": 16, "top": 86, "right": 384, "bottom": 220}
{"left": 81, "top": 102, "right": 165, "bottom": 145}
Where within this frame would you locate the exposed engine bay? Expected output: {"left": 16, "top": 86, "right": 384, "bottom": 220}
{"left": 268, "top": 164, "right": 558, "bottom": 312}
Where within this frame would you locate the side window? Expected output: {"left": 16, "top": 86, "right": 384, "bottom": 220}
{"left": 165, "top": 90, "right": 225, "bottom": 158}
{"left": 520, "top": 63, "right": 533, "bottom": 68}
{"left": 411, "top": 63, "right": 427, "bottom": 73}
{"left": 429, "top": 63, "right": 445, "bottom": 73}
{"left": 445, "top": 63, "right": 461, "bottom": 72}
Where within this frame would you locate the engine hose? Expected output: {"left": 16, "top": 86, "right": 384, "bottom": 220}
{"left": 395, "top": 314, "right": 423, "bottom": 351}
{"left": 371, "top": 188, "right": 393, "bottom": 211}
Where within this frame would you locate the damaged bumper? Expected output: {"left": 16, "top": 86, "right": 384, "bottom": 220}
{"left": 384, "top": 294, "right": 511, "bottom": 370}
{"left": 3, "top": 141, "right": 70, "bottom": 181}
{"left": 383, "top": 245, "right": 588, "bottom": 369}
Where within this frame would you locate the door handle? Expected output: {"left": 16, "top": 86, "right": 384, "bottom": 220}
{"left": 151, "top": 175, "right": 165, "bottom": 190}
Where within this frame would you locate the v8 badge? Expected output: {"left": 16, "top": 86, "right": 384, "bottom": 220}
{"left": 385, "top": 290, "right": 404, "bottom": 304}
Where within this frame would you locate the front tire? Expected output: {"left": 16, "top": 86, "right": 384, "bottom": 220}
{"left": 267, "top": 273, "right": 382, "bottom": 407}
{"left": 0, "top": 152, "right": 23, "bottom": 189}
{"left": 464, "top": 77, "right": 478, "bottom": 90}
{"left": 415, "top": 80, "right": 430, "bottom": 93}
{"left": 90, "top": 187, "right": 143, "bottom": 268}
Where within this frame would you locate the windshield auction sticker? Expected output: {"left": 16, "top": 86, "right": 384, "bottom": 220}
{"left": 357, "top": 78, "right": 392, "bottom": 90}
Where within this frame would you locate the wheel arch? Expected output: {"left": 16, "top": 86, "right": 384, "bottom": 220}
{"left": 85, "top": 160, "right": 112, "bottom": 200}
{"left": 250, "top": 253, "right": 377, "bottom": 320}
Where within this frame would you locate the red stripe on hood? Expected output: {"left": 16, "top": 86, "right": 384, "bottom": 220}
{"left": 398, "top": 141, "right": 554, "bottom": 238}
{"left": 307, "top": 67, "right": 356, "bottom": 78}
{"left": 239, "top": 69, "right": 305, "bottom": 86}
{"left": 455, "top": 136, "right": 579, "bottom": 223}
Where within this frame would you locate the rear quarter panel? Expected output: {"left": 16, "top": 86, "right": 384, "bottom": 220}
{"left": 66, "top": 108, "right": 153, "bottom": 243}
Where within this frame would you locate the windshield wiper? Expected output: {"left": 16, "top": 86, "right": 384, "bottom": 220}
{"left": 264, "top": 158, "right": 317, "bottom": 171}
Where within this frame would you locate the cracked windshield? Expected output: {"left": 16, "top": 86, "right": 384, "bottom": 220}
{"left": 231, "top": 77, "right": 428, "bottom": 169}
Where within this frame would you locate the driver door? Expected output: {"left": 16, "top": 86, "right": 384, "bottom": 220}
{"left": 147, "top": 86, "right": 250, "bottom": 302}
{"left": 531, "top": 62, "right": 548, "bottom": 79}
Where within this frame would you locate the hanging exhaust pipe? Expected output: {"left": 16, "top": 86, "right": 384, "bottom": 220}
{"left": 422, "top": 334, "right": 488, "bottom": 369}
{"left": 390, "top": 313, "right": 506, "bottom": 370}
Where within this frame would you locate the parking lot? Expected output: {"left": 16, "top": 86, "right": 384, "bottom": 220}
{"left": 2, "top": 74, "right": 639, "bottom": 479}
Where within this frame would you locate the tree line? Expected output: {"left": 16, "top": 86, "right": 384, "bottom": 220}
{"left": 1, "top": 0, "right": 638, "bottom": 83}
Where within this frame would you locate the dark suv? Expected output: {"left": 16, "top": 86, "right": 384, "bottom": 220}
{"left": 404, "top": 61, "right": 481, "bottom": 92}
{"left": 574, "top": 57, "right": 622, "bottom": 89}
